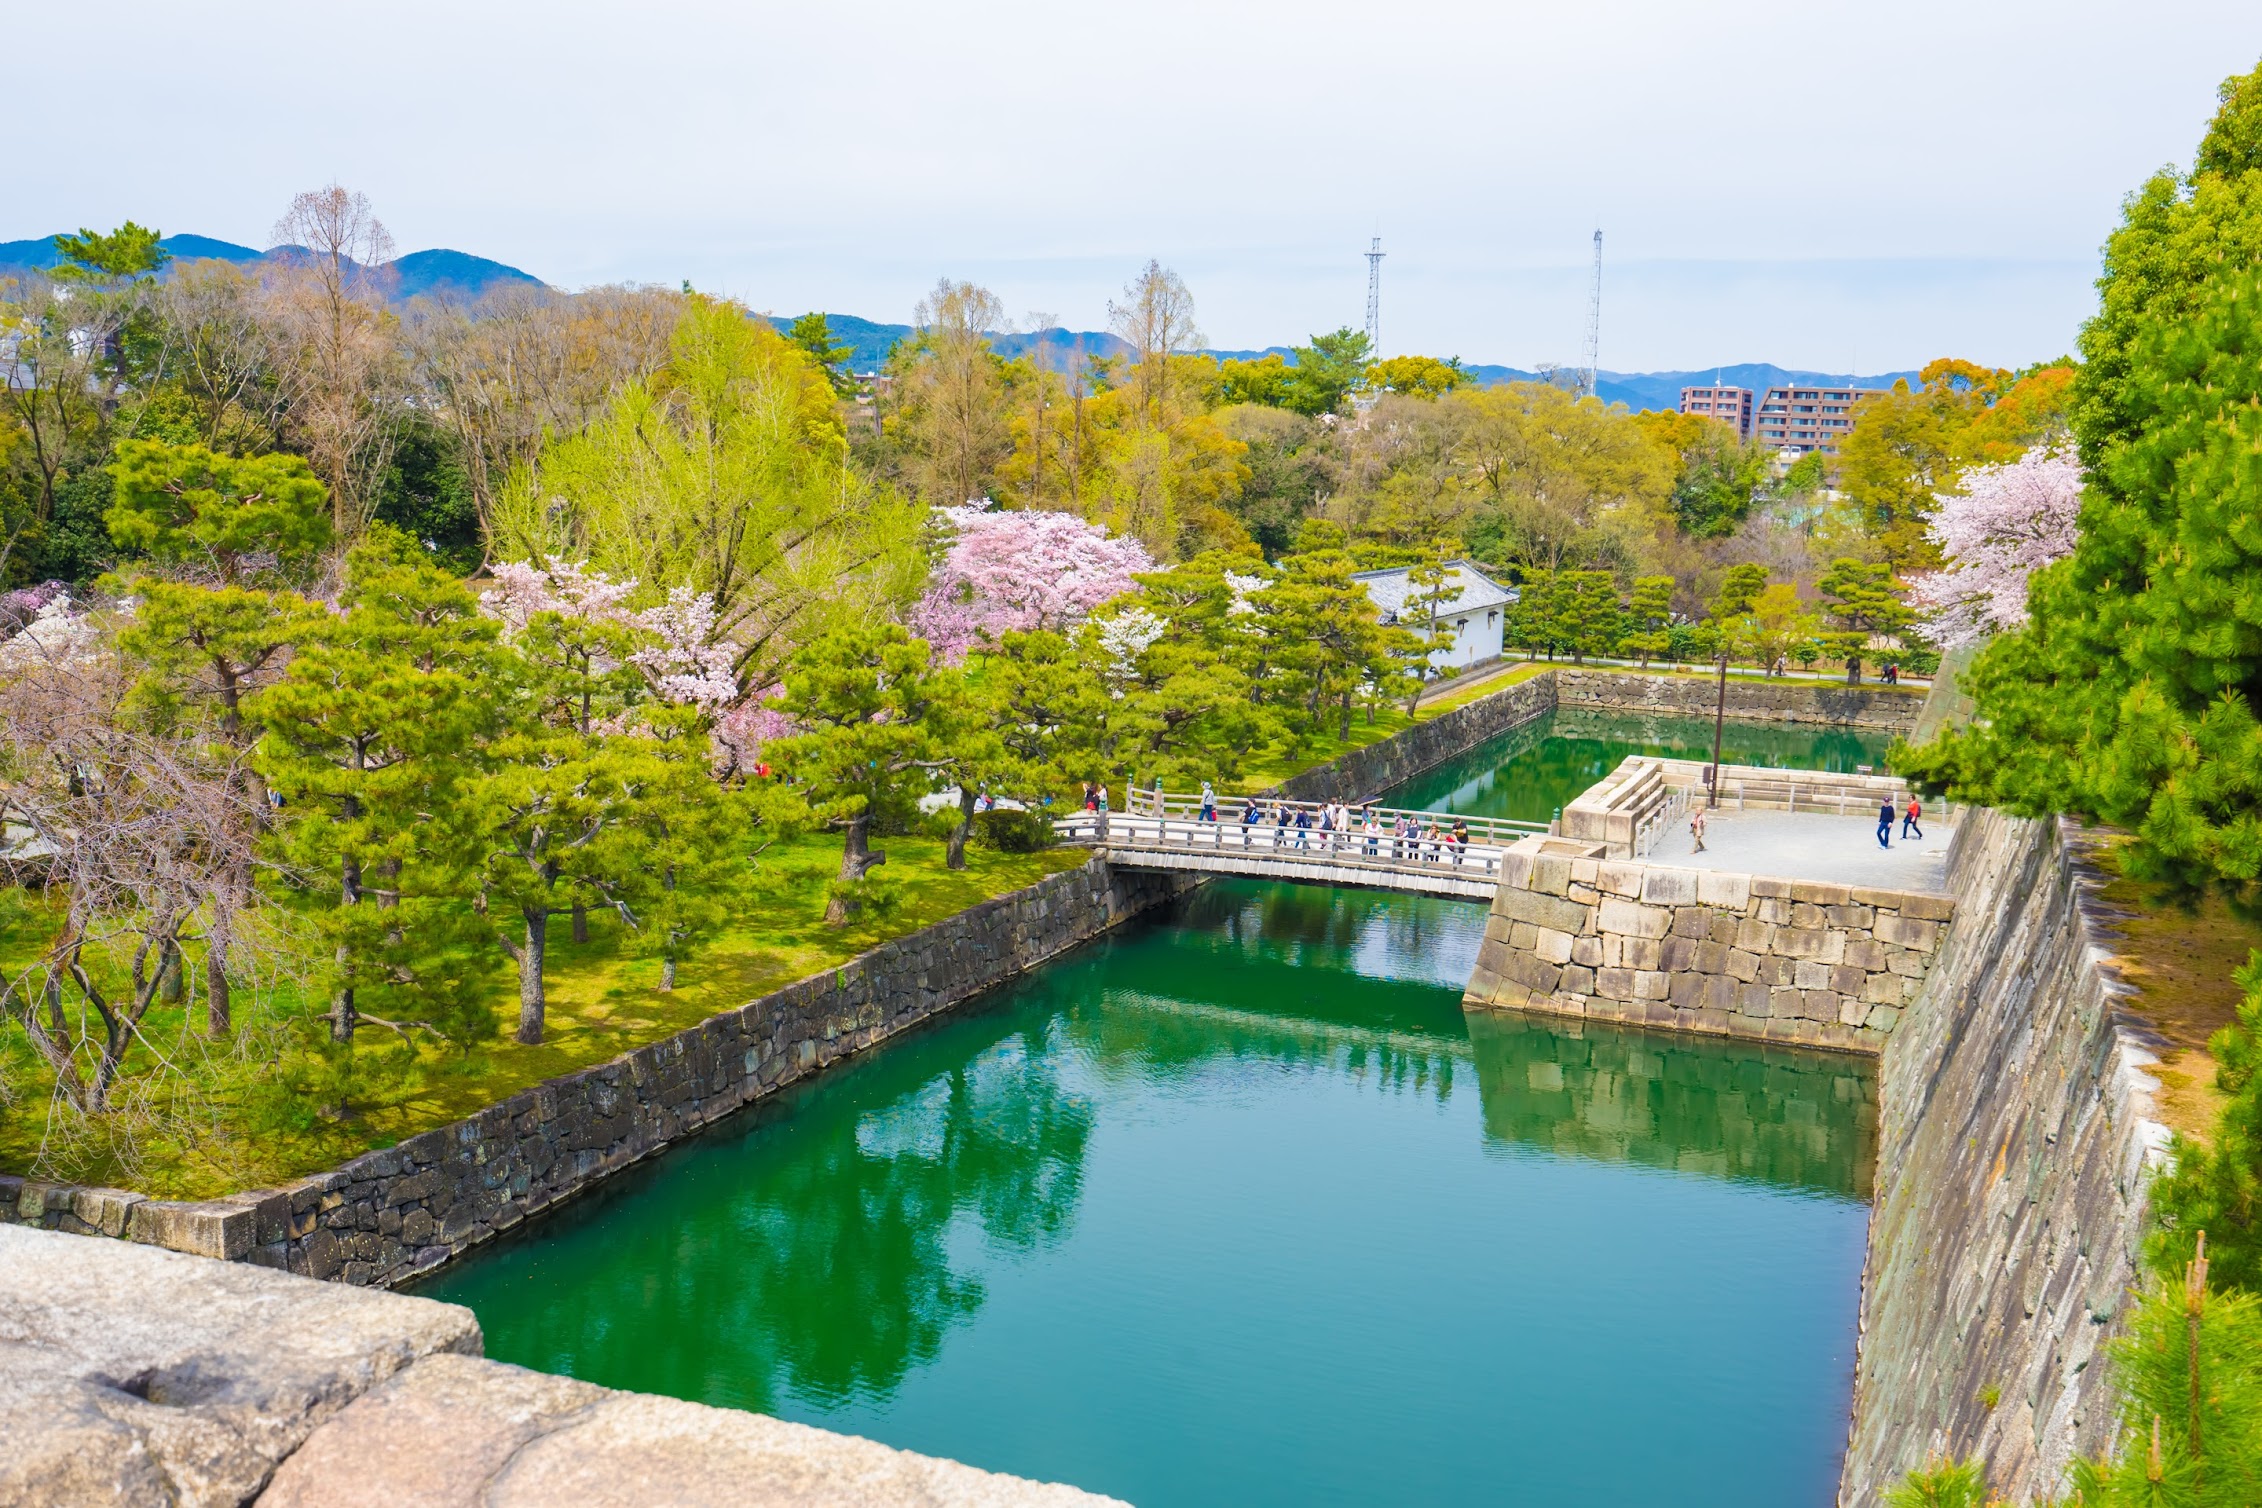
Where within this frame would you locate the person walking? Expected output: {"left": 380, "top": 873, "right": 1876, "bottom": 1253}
{"left": 1451, "top": 818, "right": 1470, "bottom": 864}
{"left": 1689, "top": 807, "right": 1707, "bottom": 854}
{"left": 1876, "top": 797, "right": 1894, "bottom": 849}
{"left": 1901, "top": 795, "right": 1923, "bottom": 841}
{"left": 1240, "top": 795, "right": 1261, "bottom": 848}
{"left": 1200, "top": 780, "right": 1217, "bottom": 823}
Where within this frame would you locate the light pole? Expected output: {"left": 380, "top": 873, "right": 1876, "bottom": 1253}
{"left": 1709, "top": 646, "right": 1728, "bottom": 809}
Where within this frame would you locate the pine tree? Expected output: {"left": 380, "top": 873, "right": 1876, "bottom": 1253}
{"left": 1817, "top": 559, "right": 1907, "bottom": 683}
{"left": 767, "top": 625, "right": 944, "bottom": 925}
{"left": 256, "top": 525, "right": 502, "bottom": 1045}
{"left": 1621, "top": 574, "right": 1676, "bottom": 665}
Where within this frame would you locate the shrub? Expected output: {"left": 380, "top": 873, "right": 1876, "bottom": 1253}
{"left": 972, "top": 807, "right": 1055, "bottom": 853}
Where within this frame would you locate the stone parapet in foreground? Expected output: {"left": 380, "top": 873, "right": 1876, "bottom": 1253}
{"left": 1, "top": 859, "right": 1191, "bottom": 1287}
{"left": 0, "top": 1224, "right": 1117, "bottom": 1508}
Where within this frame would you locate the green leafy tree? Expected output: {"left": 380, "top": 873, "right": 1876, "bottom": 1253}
{"left": 1816, "top": 558, "right": 1907, "bottom": 683}
{"left": 1368, "top": 354, "right": 1466, "bottom": 398}
{"left": 468, "top": 597, "right": 732, "bottom": 1042}
{"left": 788, "top": 312, "right": 858, "bottom": 397}
{"left": 493, "top": 297, "right": 923, "bottom": 691}
{"left": 1283, "top": 328, "right": 1373, "bottom": 417}
{"left": 767, "top": 625, "right": 944, "bottom": 925}
{"left": 1708, "top": 563, "right": 1769, "bottom": 668}
{"left": 1218, "top": 353, "right": 1292, "bottom": 408}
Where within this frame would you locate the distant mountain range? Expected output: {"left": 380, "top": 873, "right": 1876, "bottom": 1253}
{"left": 768, "top": 314, "right": 1917, "bottom": 412}
{"left": 1, "top": 231, "right": 1917, "bottom": 409}
{"left": 0, "top": 232, "right": 543, "bottom": 303}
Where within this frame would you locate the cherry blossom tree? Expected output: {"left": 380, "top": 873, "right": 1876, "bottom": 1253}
{"left": 909, "top": 503, "right": 1154, "bottom": 662}
{"left": 481, "top": 560, "right": 739, "bottom": 711}
{"left": 1908, "top": 442, "right": 2085, "bottom": 650}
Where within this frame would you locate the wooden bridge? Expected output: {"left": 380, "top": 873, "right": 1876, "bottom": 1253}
{"left": 1054, "top": 793, "right": 1547, "bottom": 900}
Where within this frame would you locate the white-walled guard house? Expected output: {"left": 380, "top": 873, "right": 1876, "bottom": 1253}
{"left": 1352, "top": 560, "right": 1517, "bottom": 672}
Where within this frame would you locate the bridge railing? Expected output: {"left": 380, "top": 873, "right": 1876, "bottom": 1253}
{"left": 1053, "top": 792, "right": 1548, "bottom": 882}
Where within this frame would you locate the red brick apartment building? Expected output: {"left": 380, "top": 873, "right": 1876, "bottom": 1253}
{"left": 1677, "top": 384, "right": 1754, "bottom": 440}
{"left": 1752, "top": 383, "right": 1884, "bottom": 456}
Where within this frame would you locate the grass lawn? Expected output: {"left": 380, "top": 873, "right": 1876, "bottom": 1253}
{"left": 0, "top": 834, "right": 1087, "bottom": 1198}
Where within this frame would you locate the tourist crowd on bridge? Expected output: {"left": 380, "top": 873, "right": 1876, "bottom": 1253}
{"left": 1079, "top": 783, "right": 1479, "bottom": 865}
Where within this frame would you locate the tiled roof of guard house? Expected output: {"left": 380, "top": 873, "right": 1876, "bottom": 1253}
{"left": 1349, "top": 560, "right": 1518, "bottom": 623}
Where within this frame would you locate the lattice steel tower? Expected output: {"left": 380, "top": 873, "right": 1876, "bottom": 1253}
{"left": 1365, "top": 236, "right": 1385, "bottom": 356}
{"left": 1585, "top": 229, "right": 1603, "bottom": 398}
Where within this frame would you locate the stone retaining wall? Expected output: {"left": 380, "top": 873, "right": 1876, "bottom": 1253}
{"left": 0, "top": 859, "right": 1191, "bottom": 1286}
{"left": 1463, "top": 845, "right": 1949, "bottom": 1053}
{"left": 1838, "top": 812, "right": 2167, "bottom": 1504}
{"left": 1554, "top": 666, "right": 1926, "bottom": 730}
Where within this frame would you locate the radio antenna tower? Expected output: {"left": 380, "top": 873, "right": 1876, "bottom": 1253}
{"left": 1365, "top": 235, "right": 1385, "bottom": 357}
{"left": 1585, "top": 229, "right": 1603, "bottom": 398}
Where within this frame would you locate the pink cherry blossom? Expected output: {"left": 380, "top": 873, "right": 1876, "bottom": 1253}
{"left": 631, "top": 586, "right": 740, "bottom": 709}
{"left": 908, "top": 502, "right": 1153, "bottom": 663}
{"left": 1907, "top": 442, "right": 2085, "bottom": 650}
{"left": 478, "top": 558, "right": 641, "bottom": 634}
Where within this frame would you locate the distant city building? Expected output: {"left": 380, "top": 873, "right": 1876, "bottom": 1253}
{"left": 1678, "top": 384, "right": 1754, "bottom": 441}
{"left": 1754, "top": 383, "right": 1887, "bottom": 457}
{"left": 1352, "top": 560, "right": 1518, "bottom": 671}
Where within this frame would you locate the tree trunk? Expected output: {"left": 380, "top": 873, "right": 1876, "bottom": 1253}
{"left": 660, "top": 947, "right": 678, "bottom": 992}
{"left": 515, "top": 908, "right": 549, "bottom": 1044}
{"left": 946, "top": 786, "right": 978, "bottom": 872}
{"left": 825, "top": 814, "right": 886, "bottom": 926}
{"left": 158, "top": 942, "right": 184, "bottom": 1004}
{"left": 204, "top": 932, "right": 231, "bottom": 1040}
{"left": 1338, "top": 688, "right": 1352, "bottom": 742}
{"left": 572, "top": 902, "right": 589, "bottom": 944}
{"left": 331, "top": 850, "right": 362, "bottom": 1042}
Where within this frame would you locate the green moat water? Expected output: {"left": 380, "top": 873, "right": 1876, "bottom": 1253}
{"left": 1393, "top": 705, "right": 1897, "bottom": 825}
{"left": 422, "top": 715, "right": 1883, "bottom": 1505}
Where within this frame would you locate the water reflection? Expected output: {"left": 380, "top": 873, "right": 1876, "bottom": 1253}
{"left": 1465, "top": 1011, "right": 1876, "bottom": 1200}
{"left": 427, "top": 1011, "right": 1094, "bottom": 1413}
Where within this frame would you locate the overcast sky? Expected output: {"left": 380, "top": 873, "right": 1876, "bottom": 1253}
{"left": 15, "top": 2, "right": 2261, "bottom": 372}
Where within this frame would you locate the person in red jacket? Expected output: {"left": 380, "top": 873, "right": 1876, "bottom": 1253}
{"left": 1901, "top": 796, "right": 1923, "bottom": 840}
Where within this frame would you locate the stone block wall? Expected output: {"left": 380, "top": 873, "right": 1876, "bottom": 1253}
{"left": 1463, "top": 845, "right": 1950, "bottom": 1053}
{"left": 1554, "top": 666, "right": 1926, "bottom": 730}
{"left": 1838, "top": 813, "right": 2167, "bottom": 1504}
{"left": 1, "top": 859, "right": 1191, "bottom": 1286}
